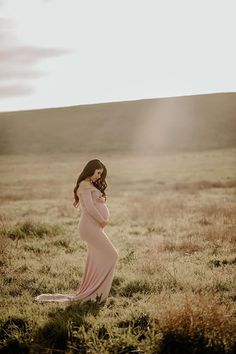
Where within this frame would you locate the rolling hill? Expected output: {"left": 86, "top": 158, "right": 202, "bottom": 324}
{"left": 0, "top": 92, "right": 235, "bottom": 155}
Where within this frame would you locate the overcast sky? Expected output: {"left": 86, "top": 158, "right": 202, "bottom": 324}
{"left": 0, "top": 0, "right": 235, "bottom": 112}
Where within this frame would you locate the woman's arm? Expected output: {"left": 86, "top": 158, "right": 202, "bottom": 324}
{"left": 79, "top": 181, "right": 106, "bottom": 224}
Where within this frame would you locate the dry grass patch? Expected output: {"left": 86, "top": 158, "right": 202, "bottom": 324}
{"left": 197, "top": 203, "right": 236, "bottom": 219}
{"left": 158, "top": 239, "right": 203, "bottom": 254}
{"left": 128, "top": 195, "right": 186, "bottom": 224}
{"left": 172, "top": 179, "right": 236, "bottom": 192}
{"left": 153, "top": 292, "right": 236, "bottom": 354}
{"left": 0, "top": 234, "right": 11, "bottom": 268}
{"left": 201, "top": 226, "right": 236, "bottom": 247}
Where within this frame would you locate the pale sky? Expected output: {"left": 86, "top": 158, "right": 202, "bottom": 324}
{"left": 0, "top": 0, "right": 235, "bottom": 112}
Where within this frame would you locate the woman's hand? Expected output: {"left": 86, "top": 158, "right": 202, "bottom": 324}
{"left": 97, "top": 196, "right": 106, "bottom": 203}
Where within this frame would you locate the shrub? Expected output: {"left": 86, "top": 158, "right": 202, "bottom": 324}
{"left": 154, "top": 293, "right": 236, "bottom": 354}
{"left": 1, "top": 219, "right": 62, "bottom": 240}
{"left": 0, "top": 317, "right": 31, "bottom": 353}
{"left": 120, "top": 279, "right": 153, "bottom": 297}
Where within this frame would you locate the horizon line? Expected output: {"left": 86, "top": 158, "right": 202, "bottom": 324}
{"left": 0, "top": 90, "right": 235, "bottom": 114}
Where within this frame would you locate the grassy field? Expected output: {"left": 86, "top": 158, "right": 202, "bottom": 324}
{"left": 0, "top": 147, "right": 236, "bottom": 353}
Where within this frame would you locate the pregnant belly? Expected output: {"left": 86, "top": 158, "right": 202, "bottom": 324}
{"left": 95, "top": 202, "right": 110, "bottom": 220}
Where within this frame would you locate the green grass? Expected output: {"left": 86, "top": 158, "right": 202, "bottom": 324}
{"left": 0, "top": 148, "right": 236, "bottom": 353}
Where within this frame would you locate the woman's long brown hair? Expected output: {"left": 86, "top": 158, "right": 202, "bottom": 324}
{"left": 73, "top": 159, "right": 107, "bottom": 208}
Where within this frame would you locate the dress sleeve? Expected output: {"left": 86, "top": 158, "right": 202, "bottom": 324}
{"left": 79, "top": 181, "right": 106, "bottom": 224}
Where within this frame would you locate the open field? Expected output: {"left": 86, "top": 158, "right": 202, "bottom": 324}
{"left": 0, "top": 147, "right": 236, "bottom": 353}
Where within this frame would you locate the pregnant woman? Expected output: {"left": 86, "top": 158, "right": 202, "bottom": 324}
{"left": 35, "top": 159, "right": 119, "bottom": 304}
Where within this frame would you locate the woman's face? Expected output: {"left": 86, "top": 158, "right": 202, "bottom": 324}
{"left": 91, "top": 168, "right": 103, "bottom": 182}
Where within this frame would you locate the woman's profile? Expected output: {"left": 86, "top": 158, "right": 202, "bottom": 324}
{"left": 34, "top": 159, "right": 119, "bottom": 304}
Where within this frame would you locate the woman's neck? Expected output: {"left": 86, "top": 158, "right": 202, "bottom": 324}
{"left": 85, "top": 178, "right": 93, "bottom": 184}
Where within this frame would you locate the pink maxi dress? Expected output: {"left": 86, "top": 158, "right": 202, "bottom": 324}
{"left": 34, "top": 180, "right": 119, "bottom": 303}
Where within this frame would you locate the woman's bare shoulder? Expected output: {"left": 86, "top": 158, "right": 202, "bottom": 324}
{"left": 79, "top": 180, "right": 93, "bottom": 190}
